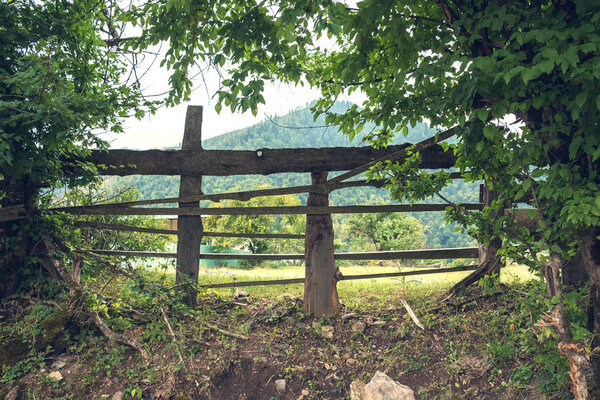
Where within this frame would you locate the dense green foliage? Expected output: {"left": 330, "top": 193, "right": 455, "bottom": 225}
{"left": 0, "top": 0, "right": 149, "bottom": 194}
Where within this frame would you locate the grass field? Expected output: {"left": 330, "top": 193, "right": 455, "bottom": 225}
{"left": 147, "top": 261, "right": 540, "bottom": 310}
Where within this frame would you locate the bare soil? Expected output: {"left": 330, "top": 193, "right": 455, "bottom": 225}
{"left": 0, "top": 289, "right": 564, "bottom": 399}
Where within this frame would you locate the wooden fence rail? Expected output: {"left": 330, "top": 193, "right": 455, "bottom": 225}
{"left": 87, "top": 143, "right": 456, "bottom": 176}
{"left": 73, "top": 221, "right": 305, "bottom": 239}
{"left": 198, "top": 264, "right": 478, "bottom": 289}
{"left": 53, "top": 172, "right": 464, "bottom": 213}
{"left": 61, "top": 203, "right": 482, "bottom": 216}
{"left": 87, "top": 247, "right": 479, "bottom": 260}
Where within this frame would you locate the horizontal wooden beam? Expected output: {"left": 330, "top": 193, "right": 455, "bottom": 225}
{"left": 0, "top": 205, "right": 27, "bottom": 223}
{"left": 53, "top": 172, "right": 465, "bottom": 212}
{"left": 87, "top": 143, "right": 455, "bottom": 176}
{"left": 60, "top": 203, "right": 482, "bottom": 216}
{"left": 198, "top": 264, "right": 478, "bottom": 289}
{"left": 87, "top": 247, "right": 479, "bottom": 260}
{"left": 74, "top": 221, "right": 304, "bottom": 239}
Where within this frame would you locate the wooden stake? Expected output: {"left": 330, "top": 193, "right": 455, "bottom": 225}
{"left": 304, "top": 171, "right": 339, "bottom": 317}
{"left": 176, "top": 106, "right": 204, "bottom": 307}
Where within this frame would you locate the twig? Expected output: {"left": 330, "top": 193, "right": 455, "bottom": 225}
{"left": 160, "top": 307, "right": 186, "bottom": 369}
{"left": 204, "top": 322, "right": 249, "bottom": 340}
{"left": 400, "top": 299, "right": 424, "bottom": 330}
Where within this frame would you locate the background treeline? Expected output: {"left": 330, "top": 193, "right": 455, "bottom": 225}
{"left": 106, "top": 102, "right": 479, "bottom": 249}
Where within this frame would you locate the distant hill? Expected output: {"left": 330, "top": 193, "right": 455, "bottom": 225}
{"left": 106, "top": 102, "right": 478, "bottom": 248}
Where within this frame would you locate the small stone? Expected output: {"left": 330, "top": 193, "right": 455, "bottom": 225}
{"left": 341, "top": 312, "right": 357, "bottom": 322}
{"left": 234, "top": 289, "right": 249, "bottom": 298}
{"left": 360, "top": 371, "right": 415, "bottom": 400}
{"left": 48, "top": 371, "right": 63, "bottom": 381}
{"left": 51, "top": 359, "right": 66, "bottom": 370}
{"left": 275, "top": 379, "right": 287, "bottom": 395}
{"left": 456, "top": 355, "right": 492, "bottom": 377}
{"left": 321, "top": 325, "right": 334, "bottom": 339}
{"left": 302, "top": 389, "right": 309, "bottom": 396}
{"left": 351, "top": 321, "right": 367, "bottom": 333}
{"left": 111, "top": 391, "right": 124, "bottom": 400}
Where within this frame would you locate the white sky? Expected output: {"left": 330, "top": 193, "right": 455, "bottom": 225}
{"left": 102, "top": 79, "right": 327, "bottom": 149}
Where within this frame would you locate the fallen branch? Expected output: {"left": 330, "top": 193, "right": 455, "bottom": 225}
{"left": 204, "top": 322, "right": 249, "bottom": 340}
{"left": 161, "top": 307, "right": 186, "bottom": 369}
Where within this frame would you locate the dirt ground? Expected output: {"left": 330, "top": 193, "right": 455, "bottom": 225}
{"left": 0, "top": 287, "right": 570, "bottom": 400}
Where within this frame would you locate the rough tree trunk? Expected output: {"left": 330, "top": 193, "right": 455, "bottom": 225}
{"left": 0, "top": 178, "right": 36, "bottom": 299}
{"left": 304, "top": 171, "right": 339, "bottom": 317}
{"left": 175, "top": 106, "right": 204, "bottom": 307}
{"left": 562, "top": 250, "right": 589, "bottom": 290}
{"left": 542, "top": 252, "right": 589, "bottom": 400}
{"left": 580, "top": 226, "right": 600, "bottom": 391}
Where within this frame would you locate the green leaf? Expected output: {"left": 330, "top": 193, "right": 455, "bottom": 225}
{"left": 575, "top": 92, "right": 588, "bottom": 108}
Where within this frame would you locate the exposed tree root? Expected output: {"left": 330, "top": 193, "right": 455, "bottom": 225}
{"left": 37, "top": 239, "right": 150, "bottom": 362}
{"left": 447, "top": 258, "right": 500, "bottom": 296}
{"left": 537, "top": 252, "right": 590, "bottom": 400}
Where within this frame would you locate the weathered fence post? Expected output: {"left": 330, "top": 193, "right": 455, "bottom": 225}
{"left": 304, "top": 171, "right": 339, "bottom": 317}
{"left": 478, "top": 183, "right": 504, "bottom": 274}
{"left": 176, "top": 106, "right": 204, "bottom": 307}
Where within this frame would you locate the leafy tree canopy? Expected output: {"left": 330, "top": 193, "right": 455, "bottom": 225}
{"left": 341, "top": 212, "right": 425, "bottom": 252}
{"left": 0, "top": 0, "right": 151, "bottom": 201}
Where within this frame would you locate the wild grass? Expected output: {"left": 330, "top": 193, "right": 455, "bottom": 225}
{"left": 145, "top": 260, "right": 536, "bottom": 310}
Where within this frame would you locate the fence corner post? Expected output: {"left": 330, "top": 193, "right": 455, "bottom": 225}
{"left": 304, "top": 171, "right": 339, "bottom": 317}
{"left": 176, "top": 106, "right": 204, "bottom": 307}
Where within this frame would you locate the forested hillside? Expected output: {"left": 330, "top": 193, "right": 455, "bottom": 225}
{"left": 106, "top": 102, "right": 478, "bottom": 248}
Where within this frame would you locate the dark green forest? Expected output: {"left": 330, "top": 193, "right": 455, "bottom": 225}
{"left": 106, "top": 102, "right": 478, "bottom": 248}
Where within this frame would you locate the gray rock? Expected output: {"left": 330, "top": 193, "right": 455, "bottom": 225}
{"left": 351, "top": 321, "right": 367, "bottom": 333}
{"left": 321, "top": 325, "right": 334, "bottom": 339}
{"left": 51, "top": 359, "right": 66, "bottom": 370}
{"left": 341, "top": 312, "right": 357, "bottom": 322}
{"left": 48, "top": 371, "right": 63, "bottom": 381}
{"left": 350, "top": 380, "right": 366, "bottom": 400}
{"left": 111, "top": 391, "right": 124, "bottom": 400}
{"left": 455, "top": 355, "right": 492, "bottom": 377}
{"left": 351, "top": 371, "right": 414, "bottom": 400}
{"left": 275, "top": 379, "right": 287, "bottom": 395}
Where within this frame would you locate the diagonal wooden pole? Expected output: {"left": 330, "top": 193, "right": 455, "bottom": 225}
{"left": 176, "top": 106, "right": 204, "bottom": 307}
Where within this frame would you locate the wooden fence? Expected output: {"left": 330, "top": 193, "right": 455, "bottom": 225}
{"left": 43, "top": 106, "right": 490, "bottom": 315}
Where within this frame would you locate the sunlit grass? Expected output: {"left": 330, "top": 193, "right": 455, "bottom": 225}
{"left": 140, "top": 261, "right": 537, "bottom": 308}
